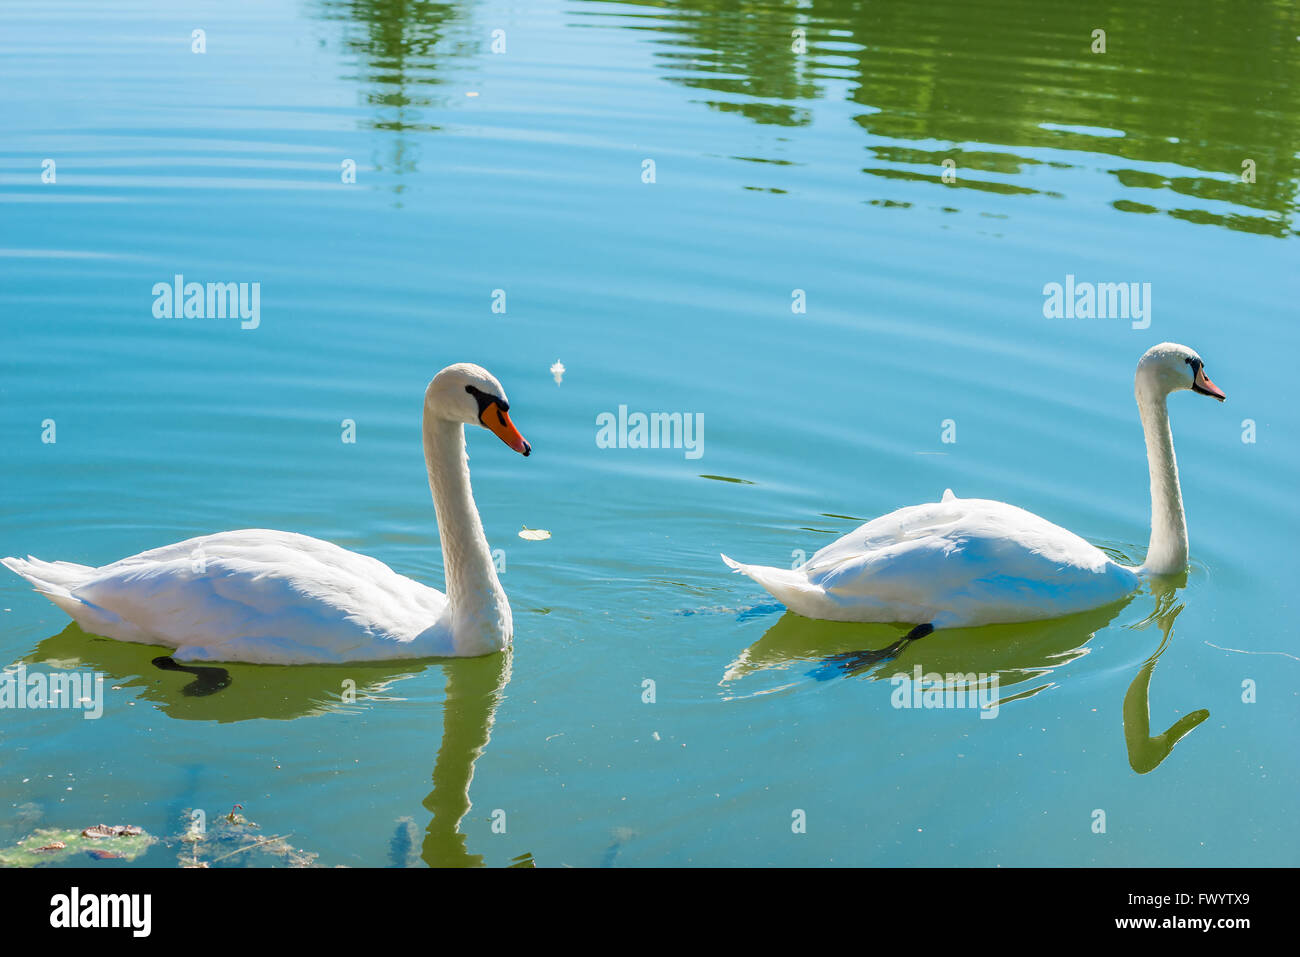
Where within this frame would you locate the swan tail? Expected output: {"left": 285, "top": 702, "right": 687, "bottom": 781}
{"left": 3, "top": 555, "right": 95, "bottom": 592}
{"left": 721, "top": 553, "right": 821, "bottom": 611}
{"left": 2, "top": 555, "right": 126, "bottom": 635}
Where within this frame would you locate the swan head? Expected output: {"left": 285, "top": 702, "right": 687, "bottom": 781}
{"left": 1136, "top": 342, "right": 1226, "bottom": 403}
{"left": 426, "top": 363, "right": 531, "bottom": 456}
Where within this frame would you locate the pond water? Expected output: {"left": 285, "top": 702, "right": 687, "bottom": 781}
{"left": 1, "top": 0, "right": 1297, "bottom": 866}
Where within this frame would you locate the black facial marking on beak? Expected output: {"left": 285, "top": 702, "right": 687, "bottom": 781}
{"left": 465, "top": 384, "right": 508, "bottom": 414}
{"left": 467, "top": 383, "right": 530, "bottom": 453}
{"left": 1186, "top": 356, "right": 1226, "bottom": 401}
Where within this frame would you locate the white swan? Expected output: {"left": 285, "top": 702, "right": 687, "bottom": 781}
{"left": 3, "top": 363, "right": 531, "bottom": 664}
{"left": 722, "top": 343, "right": 1225, "bottom": 631}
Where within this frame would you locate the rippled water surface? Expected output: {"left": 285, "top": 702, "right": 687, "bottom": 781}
{"left": 1, "top": 0, "right": 1297, "bottom": 866}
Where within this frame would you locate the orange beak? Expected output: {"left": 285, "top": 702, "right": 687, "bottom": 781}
{"left": 1192, "top": 366, "right": 1226, "bottom": 402}
{"left": 480, "top": 402, "right": 531, "bottom": 455}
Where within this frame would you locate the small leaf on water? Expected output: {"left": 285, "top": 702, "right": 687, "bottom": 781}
{"left": 519, "top": 525, "right": 551, "bottom": 541}
{"left": 85, "top": 849, "right": 124, "bottom": 860}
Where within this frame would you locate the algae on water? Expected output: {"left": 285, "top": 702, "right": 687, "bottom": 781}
{"left": 0, "top": 826, "right": 155, "bottom": 866}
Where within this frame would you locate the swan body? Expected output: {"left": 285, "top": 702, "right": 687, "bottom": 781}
{"left": 723, "top": 490, "right": 1139, "bottom": 628}
{"left": 3, "top": 363, "right": 532, "bottom": 664}
{"left": 3, "top": 531, "right": 454, "bottom": 664}
{"left": 724, "top": 343, "right": 1225, "bottom": 629}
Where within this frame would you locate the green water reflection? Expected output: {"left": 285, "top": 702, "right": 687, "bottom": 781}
{"left": 725, "top": 577, "right": 1208, "bottom": 775}
{"left": 26, "top": 626, "right": 514, "bottom": 866}
{"left": 598, "top": 0, "right": 1300, "bottom": 234}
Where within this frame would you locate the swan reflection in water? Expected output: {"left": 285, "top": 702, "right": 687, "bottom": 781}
{"left": 722, "top": 577, "right": 1207, "bottom": 774}
{"left": 24, "top": 624, "right": 518, "bottom": 866}
{"left": 1121, "top": 580, "right": 1210, "bottom": 775}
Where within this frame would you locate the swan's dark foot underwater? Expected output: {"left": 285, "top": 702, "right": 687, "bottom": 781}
{"left": 151, "top": 655, "right": 232, "bottom": 696}
{"left": 811, "top": 623, "right": 936, "bottom": 681}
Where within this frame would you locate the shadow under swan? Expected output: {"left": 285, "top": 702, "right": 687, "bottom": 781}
{"left": 723, "top": 598, "right": 1135, "bottom": 705}
{"left": 26, "top": 623, "right": 428, "bottom": 722}
{"left": 724, "top": 578, "right": 1208, "bottom": 773}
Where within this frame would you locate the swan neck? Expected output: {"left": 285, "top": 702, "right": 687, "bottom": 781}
{"left": 1136, "top": 385, "right": 1187, "bottom": 575}
{"left": 423, "top": 411, "right": 511, "bottom": 655}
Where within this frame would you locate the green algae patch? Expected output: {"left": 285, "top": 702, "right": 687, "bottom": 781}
{"left": 0, "top": 826, "right": 156, "bottom": 866}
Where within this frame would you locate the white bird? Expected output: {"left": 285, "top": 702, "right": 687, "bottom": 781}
{"left": 722, "top": 343, "right": 1225, "bottom": 635}
{"left": 3, "top": 363, "right": 532, "bottom": 664}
